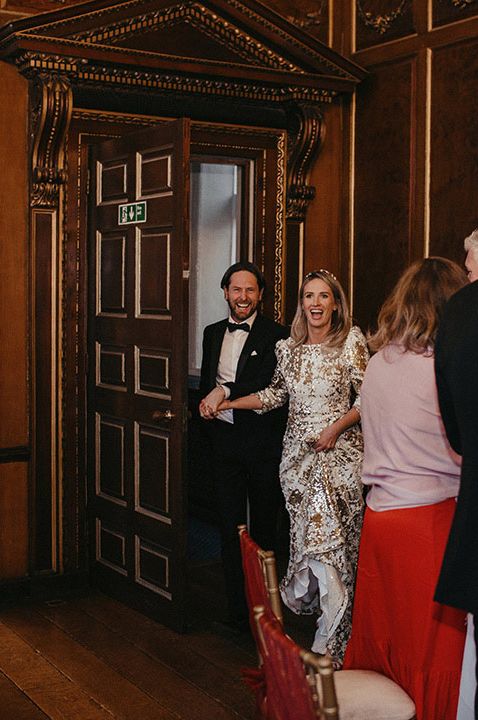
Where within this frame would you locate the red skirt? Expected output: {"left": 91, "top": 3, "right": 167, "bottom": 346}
{"left": 343, "top": 499, "right": 466, "bottom": 720}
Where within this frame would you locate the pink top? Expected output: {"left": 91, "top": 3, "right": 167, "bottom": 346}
{"left": 361, "top": 344, "right": 461, "bottom": 511}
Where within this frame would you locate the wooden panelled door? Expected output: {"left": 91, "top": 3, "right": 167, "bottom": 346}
{"left": 88, "top": 119, "right": 190, "bottom": 631}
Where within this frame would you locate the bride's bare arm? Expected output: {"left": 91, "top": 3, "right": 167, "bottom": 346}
{"left": 218, "top": 394, "right": 263, "bottom": 411}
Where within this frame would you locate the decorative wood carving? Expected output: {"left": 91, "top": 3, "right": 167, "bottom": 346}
{"left": 286, "top": 103, "right": 325, "bottom": 221}
{"left": 432, "top": 0, "right": 478, "bottom": 27}
{"left": 274, "top": 131, "right": 286, "bottom": 321}
{"left": 3, "top": 0, "right": 73, "bottom": 8}
{"left": 286, "top": 10, "right": 325, "bottom": 30}
{"left": 69, "top": 3, "right": 302, "bottom": 73}
{"left": 265, "top": 0, "right": 329, "bottom": 41}
{"left": 17, "top": 50, "right": 336, "bottom": 106}
{"left": 31, "top": 75, "right": 72, "bottom": 208}
{"left": 356, "top": 0, "right": 411, "bottom": 35}
{"left": 449, "top": 0, "right": 476, "bottom": 7}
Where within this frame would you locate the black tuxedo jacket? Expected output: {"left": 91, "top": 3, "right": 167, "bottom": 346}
{"left": 199, "top": 313, "right": 289, "bottom": 452}
{"left": 434, "top": 281, "right": 478, "bottom": 614}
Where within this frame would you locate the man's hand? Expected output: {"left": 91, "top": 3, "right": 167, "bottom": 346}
{"left": 199, "top": 386, "right": 226, "bottom": 420}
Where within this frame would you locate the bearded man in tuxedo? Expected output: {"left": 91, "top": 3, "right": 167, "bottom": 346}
{"left": 199, "top": 261, "right": 288, "bottom": 631}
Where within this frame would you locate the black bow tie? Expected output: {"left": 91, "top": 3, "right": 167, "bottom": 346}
{"left": 227, "top": 322, "right": 250, "bottom": 333}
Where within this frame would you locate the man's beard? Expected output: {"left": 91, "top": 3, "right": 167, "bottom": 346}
{"left": 228, "top": 299, "right": 256, "bottom": 322}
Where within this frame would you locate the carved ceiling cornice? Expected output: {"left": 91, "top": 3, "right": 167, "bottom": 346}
{"left": 13, "top": 31, "right": 299, "bottom": 76}
{"left": 0, "top": 0, "right": 366, "bottom": 102}
{"left": 15, "top": 0, "right": 358, "bottom": 81}
{"left": 67, "top": 3, "right": 303, "bottom": 74}
{"left": 223, "top": 0, "right": 350, "bottom": 78}
{"left": 16, "top": 49, "right": 337, "bottom": 103}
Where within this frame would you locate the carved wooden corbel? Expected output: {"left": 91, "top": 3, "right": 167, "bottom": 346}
{"left": 286, "top": 103, "right": 325, "bottom": 222}
{"left": 30, "top": 75, "right": 73, "bottom": 208}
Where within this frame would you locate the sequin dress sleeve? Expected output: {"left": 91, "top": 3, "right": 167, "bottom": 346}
{"left": 254, "top": 338, "right": 289, "bottom": 412}
{"left": 344, "top": 325, "right": 369, "bottom": 412}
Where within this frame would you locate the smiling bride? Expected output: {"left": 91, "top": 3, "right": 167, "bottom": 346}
{"left": 218, "top": 269, "right": 369, "bottom": 664}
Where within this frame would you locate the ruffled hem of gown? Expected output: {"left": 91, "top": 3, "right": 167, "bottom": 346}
{"left": 280, "top": 557, "right": 348, "bottom": 655}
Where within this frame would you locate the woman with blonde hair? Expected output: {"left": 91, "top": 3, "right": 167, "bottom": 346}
{"left": 344, "top": 257, "right": 468, "bottom": 719}
{"left": 218, "top": 269, "right": 369, "bottom": 663}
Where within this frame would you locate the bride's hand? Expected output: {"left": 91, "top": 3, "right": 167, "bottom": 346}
{"left": 217, "top": 399, "right": 231, "bottom": 411}
{"left": 312, "top": 424, "right": 339, "bottom": 452}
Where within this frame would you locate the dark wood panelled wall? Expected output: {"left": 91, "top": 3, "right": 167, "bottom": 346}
{"left": 0, "top": 0, "right": 477, "bottom": 589}
{"left": 299, "top": 0, "right": 478, "bottom": 331}
{"left": 349, "top": 0, "right": 478, "bottom": 330}
{"left": 0, "top": 64, "right": 29, "bottom": 579}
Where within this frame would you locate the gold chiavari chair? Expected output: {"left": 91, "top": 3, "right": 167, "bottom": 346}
{"left": 254, "top": 605, "right": 416, "bottom": 720}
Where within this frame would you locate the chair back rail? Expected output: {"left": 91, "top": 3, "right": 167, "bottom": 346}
{"left": 262, "top": 551, "right": 283, "bottom": 625}
{"left": 301, "top": 650, "right": 339, "bottom": 719}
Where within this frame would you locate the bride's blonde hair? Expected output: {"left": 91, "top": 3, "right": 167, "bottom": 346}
{"left": 291, "top": 270, "right": 351, "bottom": 348}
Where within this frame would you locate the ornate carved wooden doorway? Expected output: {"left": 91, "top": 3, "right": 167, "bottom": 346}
{"left": 0, "top": 0, "right": 365, "bottom": 603}
{"left": 84, "top": 114, "right": 287, "bottom": 627}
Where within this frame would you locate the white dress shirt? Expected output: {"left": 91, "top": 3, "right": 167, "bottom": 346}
{"left": 216, "top": 312, "right": 256, "bottom": 424}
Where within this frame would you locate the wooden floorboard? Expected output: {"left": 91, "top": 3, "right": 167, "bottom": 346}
{"left": 0, "top": 593, "right": 256, "bottom": 720}
{"left": 0, "top": 671, "right": 50, "bottom": 720}
{"left": 0, "top": 621, "right": 115, "bottom": 719}
{"left": 0, "top": 606, "right": 177, "bottom": 720}
{"left": 73, "top": 594, "right": 256, "bottom": 715}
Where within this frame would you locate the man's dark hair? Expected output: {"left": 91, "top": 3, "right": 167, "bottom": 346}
{"left": 220, "top": 261, "right": 266, "bottom": 292}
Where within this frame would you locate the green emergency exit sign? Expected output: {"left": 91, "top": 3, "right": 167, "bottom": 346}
{"left": 118, "top": 201, "right": 147, "bottom": 225}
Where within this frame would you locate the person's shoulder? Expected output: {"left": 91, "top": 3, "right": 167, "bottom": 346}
{"left": 373, "top": 344, "right": 427, "bottom": 370}
{"left": 446, "top": 281, "right": 478, "bottom": 312}
{"left": 274, "top": 336, "right": 294, "bottom": 357}
{"left": 255, "top": 314, "right": 289, "bottom": 338}
{"left": 439, "top": 282, "right": 478, "bottom": 334}
{"left": 203, "top": 318, "right": 226, "bottom": 335}
{"left": 276, "top": 335, "right": 293, "bottom": 349}
{"left": 439, "top": 282, "right": 478, "bottom": 347}
{"left": 346, "top": 325, "right": 367, "bottom": 346}
{"left": 349, "top": 324, "right": 366, "bottom": 338}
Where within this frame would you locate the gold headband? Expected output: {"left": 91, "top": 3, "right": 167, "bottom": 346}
{"left": 303, "top": 269, "right": 338, "bottom": 282}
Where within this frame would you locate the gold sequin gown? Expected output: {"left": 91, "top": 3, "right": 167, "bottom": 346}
{"left": 256, "top": 326, "right": 369, "bottom": 661}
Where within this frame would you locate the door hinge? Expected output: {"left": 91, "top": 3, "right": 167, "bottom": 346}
{"left": 86, "top": 168, "right": 91, "bottom": 196}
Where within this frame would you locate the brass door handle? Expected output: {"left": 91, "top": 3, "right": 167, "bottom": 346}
{"left": 152, "top": 409, "right": 175, "bottom": 422}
